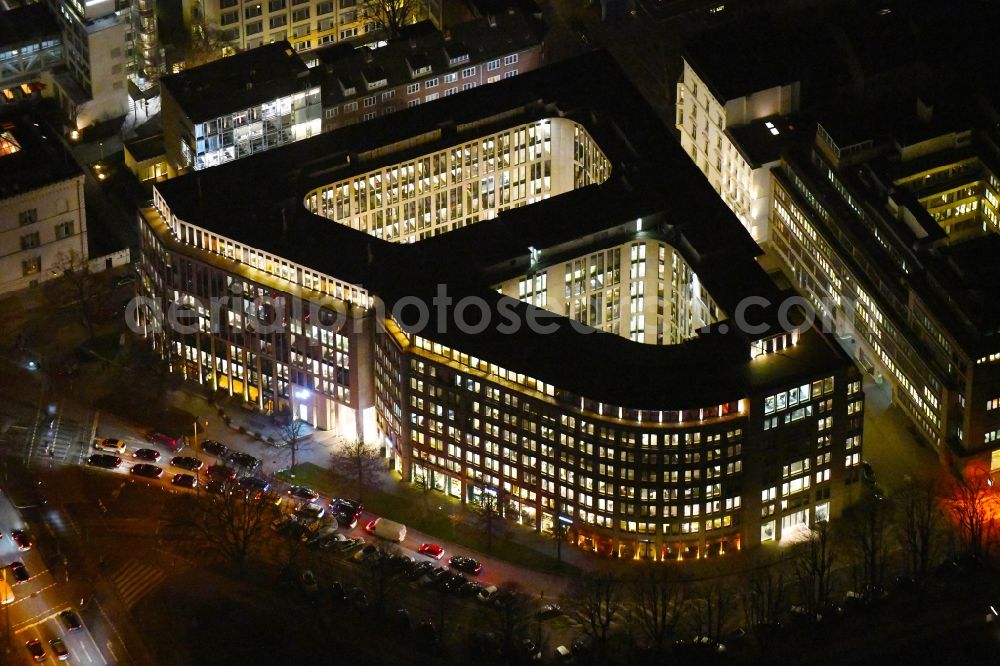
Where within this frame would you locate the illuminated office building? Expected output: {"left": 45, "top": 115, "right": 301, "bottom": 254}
{"left": 139, "top": 52, "right": 862, "bottom": 559}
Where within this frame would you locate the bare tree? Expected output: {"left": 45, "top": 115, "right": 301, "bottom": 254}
{"left": 186, "top": 23, "right": 230, "bottom": 68}
{"left": 792, "top": 521, "right": 837, "bottom": 613}
{"left": 171, "top": 481, "right": 275, "bottom": 577}
{"left": 330, "top": 439, "right": 384, "bottom": 502}
{"left": 361, "top": 542, "right": 402, "bottom": 616}
{"left": 278, "top": 418, "right": 311, "bottom": 472}
{"left": 739, "top": 553, "right": 788, "bottom": 652}
{"left": 895, "top": 477, "right": 943, "bottom": 579}
{"left": 630, "top": 562, "right": 686, "bottom": 654}
{"left": 362, "top": 0, "right": 420, "bottom": 39}
{"left": 563, "top": 571, "right": 623, "bottom": 661}
{"left": 473, "top": 486, "right": 505, "bottom": 553}
{"left": 846, "top": 496, "right": 893, "bottom": 594}
{"left": 947, "top": 465, "right": 998, "bottom": 558}
{"left": 490, "top": 581, "right": 533, "bottom": 657}
{"left": 692, "top": 580, "right": 734, "bottom": 642}
{"left": 51, "top": 250, "right": 98, "bottom": 340}
{"left": 412, "top": 471, "right": 434, "bottom": 516}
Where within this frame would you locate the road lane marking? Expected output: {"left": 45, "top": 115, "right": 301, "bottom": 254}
{"left": 13, "top": 605, "right": 66, "bottom": 633}
{"left": 10, "top": 580, "right": 57, "bottom": 607}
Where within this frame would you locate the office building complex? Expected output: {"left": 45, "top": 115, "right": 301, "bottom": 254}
{"left": 160, "top": 41, "right": 321, "bottom": 173}
{"left": 139, "top": 52, "right": 862, "bottom": 559}
{"left": 0, "top": 115, "right": 87, "bottom": 294}
{"left": 676, "top": 1, "right": 1000, "bottom": 462}
{"left": 312, "top": 9, "right": 544, "bottom": 131}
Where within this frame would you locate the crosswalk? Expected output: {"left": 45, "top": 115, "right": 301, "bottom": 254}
{"left": 110, "top": 560, "right": 167, "bottom": 609}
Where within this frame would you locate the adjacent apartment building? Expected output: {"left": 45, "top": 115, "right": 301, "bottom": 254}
{"left": 676, "top": 0, "right": 1000, "bottom": 463}
{"left": 182, "top": 0, "right": 441, "bottom": 54}
{"left": 138, "top": 52, "right": 862, "bottom": 560}
{"left": 160, "top": 40, "right": 321, "bottom": 173}
{"left": 311, "top": 9, "right": 544, "bottom": 130}
{"left": 0, "top": 115, "right": 87, "bottom": 294}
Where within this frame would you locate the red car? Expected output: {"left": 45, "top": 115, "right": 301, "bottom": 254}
{"left": 418, "top": 543, "right": 445, "bottom": 559}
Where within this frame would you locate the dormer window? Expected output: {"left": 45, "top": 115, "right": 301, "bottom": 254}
{"left": 445, "top": 43, "right": 470, "bottom": 67}
{"left": 363, "top": 65, "right": 388, "bottom": 90}
{"left": 406, "top": 53, "right": 432, "bottom": 78}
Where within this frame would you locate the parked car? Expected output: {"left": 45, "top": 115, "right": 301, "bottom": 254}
{"left": 294, "top": 503, "right": 326, "bottom": 521}
{"left": 365, "top": 517, "right": 406, "bottom": 542}
{"left": 170, "top": 456, "right": 204, "bottom": 471}
{"left": 330, "top": 581, "right": 348, "bottom": 604}
{"left": 10, "top": 529, "right": 32, "bottom": 551}
{"left": 408, "top": 561, "right": 434, "bottom": 580}
{"left": 87, "top": 454, "right": 122, "bottom": 469}
{"left": 459, "top": 581, "right": 484, "bottom": 597}
{"left": 146, "top": 431, "right": 184, "bottom": 452}
{"left": 299, "top": 569, "right": 319, "bottom": 595}
{"left": 335, "top": 537, "right": 364, "bottom": 552}
{"left": 206, "top": 465, "right": 237, "bottom": 481}
{"left": 418, "top": 543, "right": 445, "bottom": 559}
{"left": 448, "top": 555, "right": 482, "bottom": 575}
{"left": 59, "top": 610, "right": 82, "bottom": 632}
{"left": 130, "top": 463, "right": 163, "bottom": 479}
{"left": 330, "top": 498, "right": 363, "bottom": 528}
{"left": 204, "top": 480, "right": 230, "bottom": 495}
{"left": 478, "top": 585, "right": 499, "bottom": 603}
{"left": 228, "top": 451, "right": 261, "bottom": 471}
{"left": 288, "top": 486, "right": 319, "bottom": 503}
{"left": 522, "top": 638, "right": 542, "bottom": 661}
{"left": 539, "top": 603, "right": 562, "bottom": 619}
{"left": 94, "top": 438, "right": 126, "bottom": 454}
{"left": 554, "top": 645, "right": 573, "bottom": 663}
{"left": 9, "top": 561, "right": 29, "bottom": 583}
{"left": 171, "top": 473, "right": 198, "bottom": 489}
{"left": 132, "top": 448, "right": 161, "bottom": 462}
{"left": 201, "top": 440, "right": 229, "bottom": 457}
{"left": 238, "top": 476, "right": 270, "bottom": 495}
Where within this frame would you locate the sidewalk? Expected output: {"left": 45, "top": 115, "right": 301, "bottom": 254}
{"left": 164, "top": 386, "right": 344, "bottom": 477}
{"left": 171, "top": 384, "right": 605, "bottom": 572}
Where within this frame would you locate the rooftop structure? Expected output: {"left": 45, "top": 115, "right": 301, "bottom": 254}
{"left": 310, "top": 9, "right": 544, "bottom": 129}
{"left": 160, "top": 41, "right": 321, "bottom": 172}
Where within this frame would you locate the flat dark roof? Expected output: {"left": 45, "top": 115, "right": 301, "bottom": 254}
{"left": 0, "top": 4, "right": 58, "bottom": 49}
{"left": 160, "top": 41, "right": 314, "bottom": 124}
{"left": 125, "top": 133, "right": 165, "bottom": 163}
{"left": 313, "top": 9, "right": 544, "bottom": 105}
{"left": 155, "top": 50, "right": 851, "bottom": 409}
{"left": 0, "top": 113, "right": 81, "bottom": 200}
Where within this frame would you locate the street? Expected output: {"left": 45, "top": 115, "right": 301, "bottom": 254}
{"left": 0, "top": 489, "right": 111, "bottom": 665}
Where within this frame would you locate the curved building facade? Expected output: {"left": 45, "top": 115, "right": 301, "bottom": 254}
{"left": 139, "top": 51, "right": 863, "bottom": 560}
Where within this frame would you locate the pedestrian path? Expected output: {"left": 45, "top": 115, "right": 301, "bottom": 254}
{"left": 110, "top": 560, "right": 167, "bottom": 609}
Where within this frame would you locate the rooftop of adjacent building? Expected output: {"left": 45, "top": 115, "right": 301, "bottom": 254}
{"left": 682, "top": 0, "right": 990, "bottom": 108}
{"left": 0, "top": 112, "right": 81, "bottom": 200}
{"left": 725, "top": 115, "right": 803, "bottom": 169}
{"left": 0, "top": 3, "right": 59, "bottom": 48}
{"left": 311, "top": 9, "right": 545, "bottom": 105}
{"left": 153, "top": 50, "right": 853, "bottom": 409}
{"left": 160, "top": 41, "right": 315, "bottom": 124}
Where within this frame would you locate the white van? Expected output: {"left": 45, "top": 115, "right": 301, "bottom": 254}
{"left": 367, "top": 517, "right": 406, "bottom": 542}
